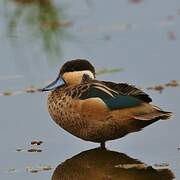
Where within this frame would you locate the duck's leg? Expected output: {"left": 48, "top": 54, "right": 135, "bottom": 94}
{"left": 100, "top": 142, "right": 106, "bottom": 149}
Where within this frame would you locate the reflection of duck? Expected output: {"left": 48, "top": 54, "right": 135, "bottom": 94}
{"left": 51, "top": 148, "right": 174, "bottom": 180}
{"left": 42, "top": 59, "right": 171, "bottom": 148}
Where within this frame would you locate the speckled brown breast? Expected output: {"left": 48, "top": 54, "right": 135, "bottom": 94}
{"left": 48, "top": 90, "right": 84, "bottom": 137}
{"left": 47, "top": 85, "right": 100, "bottom": 141}
{"left": 47, "top": 90, "right": 108, "bottom": 142}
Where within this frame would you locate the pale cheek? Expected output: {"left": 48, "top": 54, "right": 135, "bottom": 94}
{"left": 64, "top": 75, "right": 81, "bottom": 85}
{"left": 62, "top": 71, "right": 94, "bottom": 85}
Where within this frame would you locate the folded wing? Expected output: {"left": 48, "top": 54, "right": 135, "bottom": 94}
{"left": 102, "top": 81, "right": 152, "bottom": 103}
{"left": 79, "top": 82, "right": 171, "bottom": 121}
{"left": 79, "top": 82, "right": 143, "bottom": 110}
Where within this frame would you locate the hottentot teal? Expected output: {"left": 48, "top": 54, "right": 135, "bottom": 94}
{"left": 42, "top": 59, "right": 172, "bottom": 148}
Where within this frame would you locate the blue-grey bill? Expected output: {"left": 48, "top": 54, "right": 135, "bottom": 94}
{"left": 41, "top": 78, "right": 64, "bottom": 91}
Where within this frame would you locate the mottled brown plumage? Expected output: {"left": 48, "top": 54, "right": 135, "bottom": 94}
{"left": 42, "top": 59, "right": 172, "bottom": 147}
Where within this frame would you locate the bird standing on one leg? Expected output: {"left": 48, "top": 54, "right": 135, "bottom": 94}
{"left": 42, "top": 59, "right": 172, "bottom": 148}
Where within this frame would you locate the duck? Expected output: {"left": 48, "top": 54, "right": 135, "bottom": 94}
{"left": 42, "top": 59, "right": 172, "bottom": 148}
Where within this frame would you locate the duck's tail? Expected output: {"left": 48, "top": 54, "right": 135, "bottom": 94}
{"left": 134, "top": 104, "right": 172, "bottom": 121}
{"left": 152, "top": 105, "right": 172, "bottom": 120}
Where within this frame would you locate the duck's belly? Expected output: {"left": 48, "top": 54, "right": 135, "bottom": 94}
{"left": 47, "top": 95, "right": 156, "bottom": 142}
{"left": 48, "top": 112, "right": 127, "bottom": 142}
{"left": 48, "top": 106, "right": 149, "bottom": 143}
{"left": 48, "top": 111, "right": 154, "bottom": 142}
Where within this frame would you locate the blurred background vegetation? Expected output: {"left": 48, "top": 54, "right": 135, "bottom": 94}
{"left": 2, "top": 0, "right": 72, "bottom": 64}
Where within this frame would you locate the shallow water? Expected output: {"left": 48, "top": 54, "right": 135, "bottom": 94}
{"left": 0, "top": 0, "right": 180, "bottom": 179}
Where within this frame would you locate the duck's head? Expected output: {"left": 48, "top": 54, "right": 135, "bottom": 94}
{"left": 42, "top": 59, "right": 95, "bottom": 91}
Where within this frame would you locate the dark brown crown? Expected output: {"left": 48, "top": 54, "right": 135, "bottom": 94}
{"left": 59, "top": 59, "right": 95, "bottom": 76}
